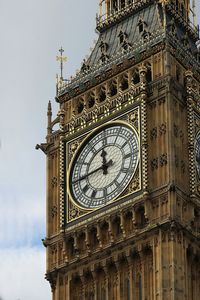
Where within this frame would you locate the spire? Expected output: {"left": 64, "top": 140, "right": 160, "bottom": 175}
{"left": 47, "top": 101, "right": 52, "bottom": 136}
{"left": 47, "top": 100, "right": 52, "bottom": 116}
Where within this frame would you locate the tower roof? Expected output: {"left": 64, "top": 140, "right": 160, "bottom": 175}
{"left": 57, "top": 0, "right": 200, "bottom": 99}
{"left": 88, "top": 3, "right": 161, "bottom": 67}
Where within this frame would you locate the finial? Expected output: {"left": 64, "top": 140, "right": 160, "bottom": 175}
{"left": 56, "top": 47, "right": 67, "bottom": 81}
{"left": 47, "top": 101, "right": 52, "bottom": 115}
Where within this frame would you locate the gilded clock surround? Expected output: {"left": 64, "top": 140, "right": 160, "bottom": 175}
{"left": 37, "top": 0, "right": 200, "bottom": 299}
{"left": 66, "top": 110, "right": 141, "bottom": 222}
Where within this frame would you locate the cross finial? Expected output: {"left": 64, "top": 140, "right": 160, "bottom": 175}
{"left": 56, "top": 47, "right": 67, "bottom": 80}
{"left": 59, "top": 47, "right": 64, "bottom": 56}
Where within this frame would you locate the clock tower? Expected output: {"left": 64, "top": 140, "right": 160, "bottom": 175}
{"left": 38, "top": 0, "right": 200, "bottom": 299}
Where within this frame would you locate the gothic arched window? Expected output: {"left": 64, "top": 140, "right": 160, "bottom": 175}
{"left": 98, "top": 87, "right": 106, "bottom": 102}
{"left": 109, "top": 80, "right": 118, "bottom": 97}
{"left": 87, "top": 92, "right": 95, "bottom": 109}
{"left": 121, "top": 0, "right": 126, "bottom": 9}
{"left": 132, "top": 69, "right": 140, "bottom": 84}
{"left": 120, "top": 74, "right": 129, "bottom": 91}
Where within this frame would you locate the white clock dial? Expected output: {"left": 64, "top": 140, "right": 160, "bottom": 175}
{"left": 195, "top": 132, "right": 200, "bottom": 178}
{"left": 68, "top": 122, "right": 139, "bottom": 209}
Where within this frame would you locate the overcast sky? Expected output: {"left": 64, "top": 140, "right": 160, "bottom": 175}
{"left": 0, "top": 1, "right": 199, "bottom": 300}
{"left": 0, "top": 1, "right": 97, "bottom": 299}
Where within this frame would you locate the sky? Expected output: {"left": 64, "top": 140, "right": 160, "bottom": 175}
{"left": 0, "top": 1, "right": 199, "bottom": 300}
{"left": 0, "top": 1, "right": 97, "bottom": 299}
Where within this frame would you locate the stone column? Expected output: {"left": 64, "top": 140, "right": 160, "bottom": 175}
{"left": 127, "top": 256, "right": 133, "bottom": 300}
{"left": 102, "top": 263, "right": 110, "bottom": 300}
{"left": 91, "top": 267, "right": 98, "bottom": 300}
{"left": 114, "top": 259, "right": 121, "bottom": 299}
{"left": 120, "top": 211, "right": 126, "bottom": 239}
{"left": 65, "top": 274, "right": 71, "bottom": 300}
{"left": 80, "top": 273, "right": 86, "bottom": 300}
{"left": 108, "top": 218, "right": 114, "bottom": 244}
{"left": 97, "top": 221, "right": 103, "bottom": 249}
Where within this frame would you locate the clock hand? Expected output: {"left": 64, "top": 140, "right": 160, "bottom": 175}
{"left": 72, "top": 165, "right": 104, "bottom": 183}
{"left": 101, "top": 149, "right": 108, "bottom": 165}
{"left": 102, "top": 159, "right": 113, "bottom": 175}
{"left": 72, "top": 160, "right": 114, "bottom": 183}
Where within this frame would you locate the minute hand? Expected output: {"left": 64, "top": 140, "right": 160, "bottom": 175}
{"left": 72, "top": 159, "right": 113, "bottom": 184}
{"left": 72, "top": 165, "right": 104, "bottom": 184}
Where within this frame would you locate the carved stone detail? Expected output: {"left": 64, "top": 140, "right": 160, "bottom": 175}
{"left": 160, "top": 153, "right": 168, "bottom": 167}
{"left": 150, "top": 127, "right": 157, "bottom": 140}
{"left": 128, "top": 110, "right": 139, "bottom": 130}
{"left": 159, "top": 123, "right": 167, "bottom": 135}
{"left": 51, "top": 176, "right": 58, "bottom": 188}
{"left": 51, "top": 206, "right": 58, "bottom": 218}
{"left": 151, "top": 158, "right": 158, "bottom": 171}
{"left": 128, "top": 173, "right": 140, "bottom": 193}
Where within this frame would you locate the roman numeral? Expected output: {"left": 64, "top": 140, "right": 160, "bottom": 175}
{"left": 115, "top": 180, "right": 120, "bottom": 187}
{"left": 124, "top": 153, "right": 131, "bottom": 159}
{"left": 91, "top": 190, "right": 97, "bottom": 198}
{"left": 103, "top": 137, "right": 107, "bottom": 146}
{"left": 122, "top": 141, "right": 128, "bottom": 148}
{"left": 83, "top": 184, "right": 89, "bottom": 193}
{"left": 103, "top": 189, "right": 107, "bottom": 199}
{"left": 121, "top": 167, "right": 129, "bottom": 173}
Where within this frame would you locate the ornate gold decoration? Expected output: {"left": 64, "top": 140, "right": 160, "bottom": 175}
{"left": 56, "top": 47, "right": 67, "bottom": 81}
{"left": 128, "top": 173, "right": 140, "bottom": 193}
{"left": 128, "top": 110, "right": 139, "bottom": 130}
{"left": 66, "top": 107, "right": 141, "bottom": 223}
{"left": 59, "top": 138, "right": 65, "bottom": 229}
{"left": 185, "top": 70, "right": 196, "bottom": 195}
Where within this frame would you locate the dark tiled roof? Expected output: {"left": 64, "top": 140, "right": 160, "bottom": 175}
{"left": 88, "top": 3, "right": 162, "bottom": 67}
{"left": 58, "top": 3, "right": 163, "bottom": 96}
{"left": 58, "top": 2, "right": 199, "bottom": 97}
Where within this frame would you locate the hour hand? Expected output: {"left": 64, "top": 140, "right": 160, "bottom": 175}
{"left": 101, "top": 149, "right": 108, "bottom": 165}
{"left": 102, "top": 159, "right": 113, "bottom": 175}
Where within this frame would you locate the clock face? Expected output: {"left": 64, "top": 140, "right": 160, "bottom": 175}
{"left": 68, "top": 122, "right": 139, "bottom": 209}
{"left": 195, "top": 132, "right": 200, "bottom": 178}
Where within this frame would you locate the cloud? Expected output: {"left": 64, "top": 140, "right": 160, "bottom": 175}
{"left": 0, "top": 247, "right": 51, "bottom": 300}
{"left": 0, "top": 194, "right": 45, "bottom": 248}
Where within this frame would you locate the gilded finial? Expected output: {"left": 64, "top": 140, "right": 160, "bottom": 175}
{"left": 56, "top": 47, "right": 67, "bottom": 81}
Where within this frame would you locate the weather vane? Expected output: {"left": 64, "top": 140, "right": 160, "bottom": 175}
{"left": 56, "top": 47, "right": 67, "bottom": 81}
